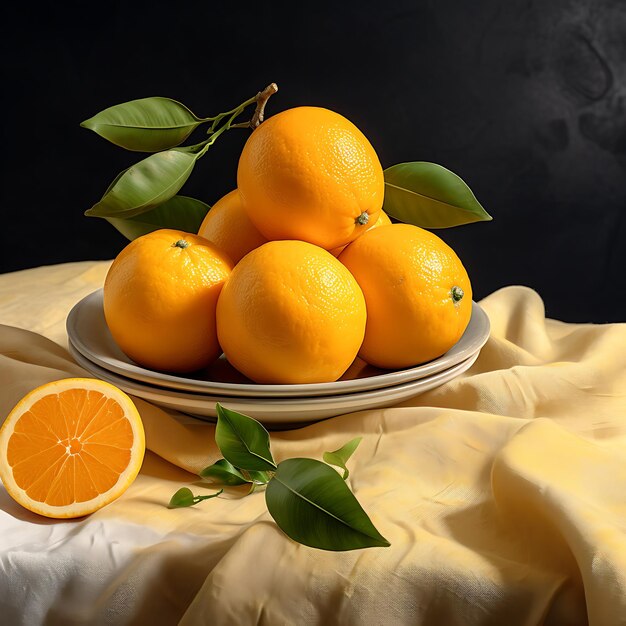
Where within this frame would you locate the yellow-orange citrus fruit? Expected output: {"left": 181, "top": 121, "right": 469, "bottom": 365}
{"left": 330, "top": 210, "right": 392, "bottom": 257}
{"left": 216, "top": 240, "right": 367, "bottom": 384}
{"left": 0, "top": 378, "right": 145, "bottom": 519}
{"left": 104, "top": 229, "right": 232, "bottom": 373}
{"left": 197, "top": 189, "right": 268, "bottom": 264}
{"left": 339, "top": 224, "right": 472, "bottom": 369}
{"left": 237, "top": 106, "right": 384, "bottom": 250}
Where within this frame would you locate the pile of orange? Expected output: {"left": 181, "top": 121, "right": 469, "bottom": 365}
{"left": 103, "top": 106, "right": 472, "bottom": 384}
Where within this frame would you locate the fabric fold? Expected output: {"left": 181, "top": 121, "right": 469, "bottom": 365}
{"left": 0, "top": 261, "right": 625, "bottom": 625}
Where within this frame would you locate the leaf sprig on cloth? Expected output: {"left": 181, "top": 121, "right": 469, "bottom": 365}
{"left": 168, "top": 404, "right": 390, "bottom": 552}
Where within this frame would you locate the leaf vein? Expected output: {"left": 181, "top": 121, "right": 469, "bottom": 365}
{"left": 384, "top": 181, "right": 476, "bottom": 214}
{"left": 222, "top": 413, "right": 274, "bottom": 467}
{"left": 272, "top": 475, "right": 378, "bottom": 541}
{"left": 91, "top": 122, "right": 200, "bottom": 131}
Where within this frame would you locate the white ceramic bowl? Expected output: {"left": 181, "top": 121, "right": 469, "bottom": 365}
{"left": 69, "top": 342, "right": 480, "bottom": 428}
{"left": 66, "top": 289, "right": 490, "bottom": 398}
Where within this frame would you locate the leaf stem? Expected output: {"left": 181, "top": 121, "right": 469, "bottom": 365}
{"left": 192, "top": 489, "right": 223, "bottom": 504}
{"left": 206, "top": 83, "right": 278, "bottom": 134}
{"left": 189, "top": 83, "right": 278, "bottom": 161}
{"left": 204, "top": 94, "right": 258, "bottom": 126}
{"left": 238, "top": 83, "right": 279, "bottom": 129}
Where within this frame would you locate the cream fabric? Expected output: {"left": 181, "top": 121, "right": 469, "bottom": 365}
{"left": 0, "top": 261, "right": 624, "bottom": 626}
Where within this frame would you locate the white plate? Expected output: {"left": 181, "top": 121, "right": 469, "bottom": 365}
{"left": 69, "top": 342, "right": 479, "bottom": 428}
{"left": 66, "top": 289, "right": 490, "bottom": 398}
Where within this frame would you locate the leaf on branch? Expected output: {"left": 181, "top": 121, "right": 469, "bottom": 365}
{"left": 85, "top": 149, "right": 198, "bottom": 219}
{"left": 323, "top": 436, "right": 363, "bottom": 480}
{"left": 199, "top": 459, "right": 249, "bottom": 486}
{"left": 265, "top": 458, "right": 390, "bottom": 551}
{"left": 106, "top": 195, "right": 210, "bottom": 241}
{"left": 215, "top": 404, "right": 277, "bottom": 472}
{"left": 199, "top": 458, "right": 271, "bottom": 487}
{"left": 81, "top": 97, "right": 204, "bottom": 152}
{"left": 383, "top": 162, "right": 492, "bottom": 228}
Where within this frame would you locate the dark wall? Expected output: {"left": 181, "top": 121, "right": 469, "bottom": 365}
{"left": 2, "top": 0, "right": 625, "bottom": 322}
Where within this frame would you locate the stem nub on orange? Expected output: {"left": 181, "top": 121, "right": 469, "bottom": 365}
{"left": 104, "top": 229, "right": 233, "bottom": 373}
{"left": 237, "top": 107, "right": 384, "bottom": 251}
{"left": 0, "top": 378, "right": 145, "bottom": 519}
{"left": 216, "top": 240, "right": 367, "bottom": 384}
{"left": 339, "top": 224, "right": 472, "bottom": 369}
{"left": 329, "top": 210, "right": 392, "bottom": 257}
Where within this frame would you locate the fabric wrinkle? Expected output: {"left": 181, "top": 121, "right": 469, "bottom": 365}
{"left": 0, "top": 262, "right": 624, "bottom": 625}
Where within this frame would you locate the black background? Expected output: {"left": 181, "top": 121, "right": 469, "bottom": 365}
{"left": 2, "top": 0, "right": 625, "bottom": 322}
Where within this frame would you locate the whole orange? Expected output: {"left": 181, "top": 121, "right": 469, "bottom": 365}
{"left": 329, "top": 210, "right": 392, "bottom": 257}
{"left": 339, "top": 224, "right": 472, "bottom": 369}
{"left": 237, "top": 107, "right": 384, "bottom": 250}
{"left": 197, "top": 189, "right": 267, "bottom": 264}
{"left": 104, "top": 229, "right": 232, "bottom": 373}
{"left": 216, "top": 240, "right": 367, "bottom": 384}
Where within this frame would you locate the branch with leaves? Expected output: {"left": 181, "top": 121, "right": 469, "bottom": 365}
{"left": 81, "top": 83, "right": 491, "bottom": 241}
{"left": 80, "top": 85, "right": 279, "bottom": 240}
{"left": 169, "top": 404, "right": 389, "bottom": 552}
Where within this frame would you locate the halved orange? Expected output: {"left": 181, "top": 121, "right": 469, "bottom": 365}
{"left": 0, "top": 378, "right": 145, "bottom": 518}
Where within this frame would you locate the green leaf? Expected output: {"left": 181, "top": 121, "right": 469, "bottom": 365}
{"left": 215, "top": 404, "right": 277, "bottom": 472}
{"left": 199, "top": 459, "right": 271, "bottom": 490}
{"left": 106, "top": 195, "right": 210, "bottom": 241}
{"left": 383, "top": 162, "right": 492, "bottom": 228}
{"left": 168, "top": 487, "right": 223, "bottom": 508}
{"left": 81, "top": 97, "right": 203, "bottom": 152}
{"left": 265, "top": 458, "right": 390, "bottom": 551}
{"left": 323, "top": 437, "right": 363, "bottom": 480}
{"left": 199, "top": 458, "right": 259, "bottom": 486}
{"left": 85, "top": 149, "right": 198, "bottom": 219}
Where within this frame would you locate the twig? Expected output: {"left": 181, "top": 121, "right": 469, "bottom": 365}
{"left": 250, "top": 83, "right": 278, "bottom": 127}
{"left": 231, "top": 83, "right": 279, "bottom": 129}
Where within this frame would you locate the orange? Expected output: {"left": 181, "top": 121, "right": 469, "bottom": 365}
{"left": 197, "top": 189, "right": 268, "bottom": 264}
{"left": 237, "top": 106, "right": 384, "bottom": 250}
{"left": 0, "top": 378, "right": 145, "bottom": 519}
{"left": 329, "top": 210, "right": 392, "bottom": 257}
{"left": 216, "top": 240, "right": 367, "bottom": 384}
{"left": 339, "top": 224, "right": 472, "bottom": 369}
{"left": 104, "top": 229, "right": 232, "bottom": 373}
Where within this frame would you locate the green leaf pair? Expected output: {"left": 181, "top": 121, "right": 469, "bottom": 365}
{"left": 82, "top": 98, "right": 212, "bottom": 229}
{"left": 173, "top": 404, "right": 390, "bottom": 552}
{"left": 81, "top": 91, "right": 265, "bottom": 238}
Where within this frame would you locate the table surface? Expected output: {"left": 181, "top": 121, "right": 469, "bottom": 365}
{"left": 0, "top": 261, "right": 625, "bottom": 626}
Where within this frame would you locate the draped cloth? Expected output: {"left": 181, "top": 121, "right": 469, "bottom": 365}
{"left": 0, "top": 261, "right": 624, "bottom": 625}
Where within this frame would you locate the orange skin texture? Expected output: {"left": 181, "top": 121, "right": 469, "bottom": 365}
{"left": 237, "top": 107, "right": 384, "bottom": 250}
{"left": 104, "top": 229, "right": 233, "bottom": 373}
{"left": 216, "top": 240, "right": 367, "bottom": 384}
{"left": 339, "top": 223, "right": 472, "bottom": 369}
{"left": 197, "top": 189, "right": 268, "bottom": 264}
{"left": 329, "top": 210, "right": 392, "bottom": 257}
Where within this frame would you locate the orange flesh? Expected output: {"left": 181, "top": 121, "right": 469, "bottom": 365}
{"left": 7, "top": 389, "right": 132, "bottom": 506}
